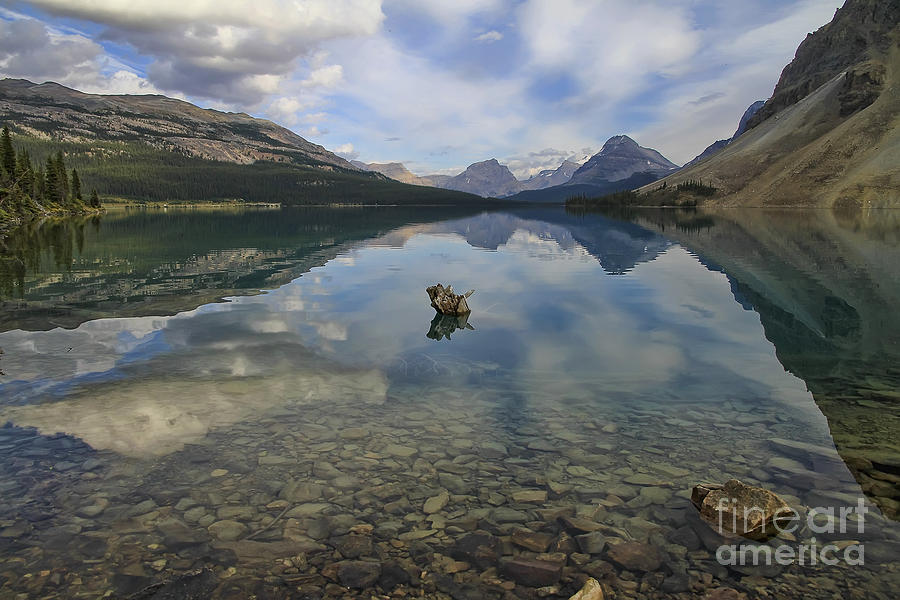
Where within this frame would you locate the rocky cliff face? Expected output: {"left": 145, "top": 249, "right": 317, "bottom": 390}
{"left": 746, "top": 0, "right": 899, "bottom": 130}
{"left": 644, "top": 0, "right": 900, "bottom": 207}
{"left": 0, "top": 79, "right": 356, "bottom": 170}
{"left": 568, "top": 136, "right": 678, "bottom": 186}
{"left": 440, "top": 159, "right": 522, "bottom": 197}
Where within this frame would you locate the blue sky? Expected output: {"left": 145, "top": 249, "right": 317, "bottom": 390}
{"left": 0, "top": 0, "right": 842, "bottom": 177}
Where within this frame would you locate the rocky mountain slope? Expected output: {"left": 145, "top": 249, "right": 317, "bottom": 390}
{"left": 506, "top": 136, "right": 678, "bottom": 202}
{"left": 568, "top": 135, "right": 678, "bottom": 186}
{"left": 350, "top": 161, "right": 460, "bottom": 188}
{"left": 644, "top": 0, "right": 900, "bottom": 207}
{"left": 0, "top": 79, "right": 355, "bottom": 170}
{"left": 439, "top": 158, "right": 522, "bottom": 197}
{"left": 684, "top": 100, "right": 765, "bottom": 168}
{"left": 0, "top": 79, "right": 490, "bottom": 206}
{"left": 352, "top": 161, "right": 442, "bottom": 187}
{"left": 353, "top": 157, "right": 583, "bottom": 198}
{"left": 519, "top": 160, "right": 582, "bottom": 191}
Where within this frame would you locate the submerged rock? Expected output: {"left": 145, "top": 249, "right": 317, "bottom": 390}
{"left": 499, "top": 557, "right": 563, "bottom": 587}
{"left": 207, "top": 520, "right": 247, "bottom": 541}
{"left": 450, "top": 532, "right": 499, "bottom": 569}
{"left": 423, "top": 490, "right": 450, "bottom": 514}
{"left": 691, "top": 479, "right": 794, "bottom": 540}
{"left": 336, "top": 560, "right": 382, "bottom": 588}
{"left": 606, "top": 541, "right": 663, "bottom": 572}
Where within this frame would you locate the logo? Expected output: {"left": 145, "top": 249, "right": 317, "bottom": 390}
{"left": 715, "top": 497, "right": 867, "bottom": 567}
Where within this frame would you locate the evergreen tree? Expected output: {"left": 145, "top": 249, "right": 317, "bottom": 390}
{"left": 34, "top": 166, "right": 46, "bottom": 204}
{"left": 16, "top": 150, "right": 33, "bottom": 195}
{"left": 71, "top": 168, "right": 82, "bottom": 203}
{"left": 89, "top": 189, "right": 101, "bottom": 208}
{"left": 0, "top": 126, "right": 15, "bottom": 179}
{"left": 55, "top": 152, "right": 69, "bottom": 204}
{"left": 44, "top": 154, "right": 59, "bottom": 204}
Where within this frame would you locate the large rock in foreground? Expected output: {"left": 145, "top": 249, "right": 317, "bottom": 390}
{"left": 691, "top": 479, "right": 794, "bottom": 540}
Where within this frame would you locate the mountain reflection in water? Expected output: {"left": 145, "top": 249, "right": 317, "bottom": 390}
{"left": 0, "top": 205, "right": 897, "bottom": 599}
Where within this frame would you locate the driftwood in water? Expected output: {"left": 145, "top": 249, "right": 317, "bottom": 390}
{"left": 426, "top": 283, "right": 474, "bottom": 316}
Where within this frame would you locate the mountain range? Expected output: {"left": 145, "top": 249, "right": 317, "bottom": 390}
{"left": 2, "top": 0, "right": 895, "bottom": 208}
{"left": 353, "top": 136, "right": 678, "bottom": 200}
{"left": 0, "top": 79, "right": 354, "bottom": 170}
{"left": 0, "top": 79, "right": 480, "bottom": 205}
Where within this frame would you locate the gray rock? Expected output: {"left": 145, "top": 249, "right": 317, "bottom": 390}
{"left": 333, "top": 533, "right": 373, "bottom": 559}
{"left": 450, "top": 532, "right": 499, "bottom": 569}
{"left": 279, "top": 480, "right": 324, "bottom": 503}
{"left": 285, "top": 503, "right": 331, "bottom": 518}
{"left": 337, "top": 560, "right": 381, "bottom": 588}
{"left": 76, "top": 503, "right": 106, "bottom": 518}
{"left": 175, "top": 497, "right": 198, "bottom": 511}
{"left": 384, "top": 444, "right": 418, "bottom": 458}
{"left": 183, "top": 507, "right": 207, "bottom": 523}
{"left": 217, "top": 505, "right": 254, "bottom": 520}
{"left": 157, "top": 517, "right": 209, "bottom": 550}
{"left": 491, "top": 507, "right": 528, "bottom": 523}
{"left": 499, "top": 557, "right": 562, "bottom": 587}
{"left": 424, "top": 491, "right": 449, "bottom": 514}
{"left": 510, "top": 529, "right": 553, "bottom": 553}
{"left": 208, "top": 520, "right": 248, "bottom": 541}
{"left": 575, "top": 531, "right": 607, "bottom": 554}
{"left": 606, "top": 542, "right": 663, "bottom": 572}
{"left": 439, "top": 473, "right": 469, "bottom": 494}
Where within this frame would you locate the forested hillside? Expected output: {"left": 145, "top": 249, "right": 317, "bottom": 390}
{"left": 0, "top": 127, "right": 483, "bottom": 222}
{"left": 0, "top": 126, "right": 101, "bottom": 227}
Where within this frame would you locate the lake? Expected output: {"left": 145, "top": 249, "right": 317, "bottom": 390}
{"left": 0, "top": 206, "right": 898, "bottom": 599}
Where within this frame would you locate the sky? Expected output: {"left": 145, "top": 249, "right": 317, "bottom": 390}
{"left": 0, "top": 0, "right": 843, "bottom": 178}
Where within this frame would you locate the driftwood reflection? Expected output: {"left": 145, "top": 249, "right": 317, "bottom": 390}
{"left": 427, "top": 313, "right": 475, "bottom": 341}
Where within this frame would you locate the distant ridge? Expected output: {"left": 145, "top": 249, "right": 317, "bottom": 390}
{"left": 0, "top": 78, "right": 355, "bottom": 170}
{"left": 0, "top": 79, "right": 487, "bottom": 205}
{"left": 505, "top": 136, "right": 678, "bottom": 203}
{"left": 567, "top": 135, "right": 678, "bottom": 186}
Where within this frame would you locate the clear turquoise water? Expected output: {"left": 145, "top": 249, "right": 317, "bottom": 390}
{"left": 0, "top": 207, "right": 897, "bottom": 599}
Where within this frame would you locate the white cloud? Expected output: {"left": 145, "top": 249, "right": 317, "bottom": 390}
{"left": 333, "top": 142, "right": 359, "bottom": 160}
{"left": 325, "top": 32, "right": 532, "bottom": 163}
{"left": 504, "top": 147, "right": 592, "bottom": 179}
{"left": 474, "top": 30, "right": 503, "bottom": 43}
{"left": 4, "top": 0, "right": 845, "bottom": 171}
{"left": 301, "top": 64, "right": 343, "bottom": 89}
{"left": 518, "top": 0, "right": 700, "bottom": 104}
{"left": 0, "top": 15, "right": 162, "bottom": 95}
{"left": 24, "top": 0, "right": 384, "bottom": 104}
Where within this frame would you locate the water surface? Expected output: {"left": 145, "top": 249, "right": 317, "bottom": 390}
{"left": 0, "top": 206, "right": 897, "bottom": 599}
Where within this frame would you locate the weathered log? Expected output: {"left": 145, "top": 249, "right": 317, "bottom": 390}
{"left": 426, "top": 283, "right": 474, "bottom": 316}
